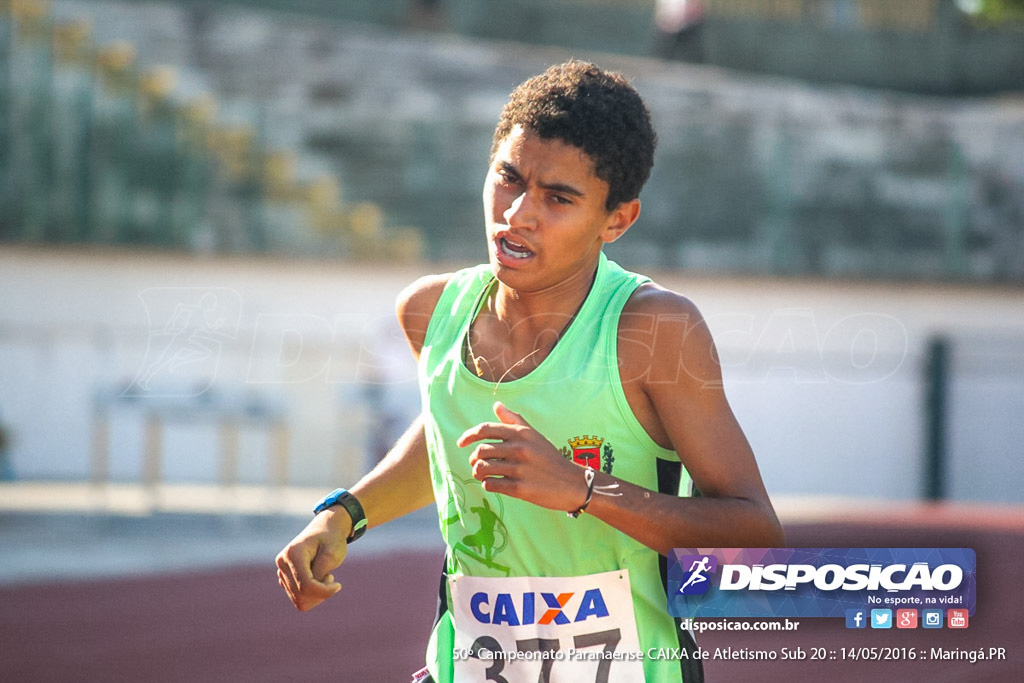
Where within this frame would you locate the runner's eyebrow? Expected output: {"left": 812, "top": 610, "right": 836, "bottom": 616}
{"left": 496, "top": 161, "right": 586, "bottom": 198}
{"left": 496, "top": 161, "right": 521, "bottom": 180}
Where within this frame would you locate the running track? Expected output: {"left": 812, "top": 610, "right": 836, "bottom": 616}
{"left": 2, "top": 507, "right": 1021, "bottom": 682}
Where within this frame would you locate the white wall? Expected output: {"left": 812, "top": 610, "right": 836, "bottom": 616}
{"left": 2, "top": 247, "right": 1023, "bottom": 502}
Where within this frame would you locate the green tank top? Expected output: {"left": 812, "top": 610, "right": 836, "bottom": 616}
{"left": 419, "top": 252, "right": 695, "bottom": 682}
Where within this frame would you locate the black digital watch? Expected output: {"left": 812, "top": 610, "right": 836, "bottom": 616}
{"left": 313, "top": 488, "right": 367, "bottom": 543}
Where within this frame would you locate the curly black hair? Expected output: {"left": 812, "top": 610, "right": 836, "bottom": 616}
{"left": 490, "top": 60, "right": 657, "bottom": 211}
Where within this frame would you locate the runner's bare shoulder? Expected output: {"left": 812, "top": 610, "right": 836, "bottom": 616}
{"left": 396, "top": 273, "right": 452, "bottom": 357}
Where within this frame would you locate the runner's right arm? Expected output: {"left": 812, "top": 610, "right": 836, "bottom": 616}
{"left": 275, "top": 273, "right": 448, "bottom": 612}
{"left": 276, "top": 415, "right": 433, "bottom": 611}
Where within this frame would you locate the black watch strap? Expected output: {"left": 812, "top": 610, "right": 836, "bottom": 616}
{"left": 313, "top": 488, "right": 367, "bottom": 543}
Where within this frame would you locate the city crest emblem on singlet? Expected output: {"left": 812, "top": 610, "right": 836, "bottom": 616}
{"left": 562, "top": 435, "right": 615, "bottom": 474}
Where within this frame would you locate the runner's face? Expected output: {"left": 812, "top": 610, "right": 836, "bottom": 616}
{"left": 482, "top": 125, "right": 638, "bottom": 293}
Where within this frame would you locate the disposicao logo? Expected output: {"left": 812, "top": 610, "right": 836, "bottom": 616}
{"left": 667, "top": 548, "right": 976, "bottom": 620}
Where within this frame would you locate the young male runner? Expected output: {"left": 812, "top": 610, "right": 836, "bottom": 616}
{"left": 277, "top": 60, "right": 783, "bottom": 683}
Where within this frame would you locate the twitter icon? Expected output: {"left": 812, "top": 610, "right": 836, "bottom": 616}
{"left": 870, "top": 609, "right": 893, "bottom": 629}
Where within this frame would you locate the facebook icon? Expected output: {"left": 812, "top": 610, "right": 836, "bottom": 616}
{"left": 846, "top": 609, "right": 867, "bottom": 629}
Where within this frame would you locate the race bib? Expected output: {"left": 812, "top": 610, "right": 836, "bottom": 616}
{"left": 448, "top": 570, "right": 645, "bottom": 683}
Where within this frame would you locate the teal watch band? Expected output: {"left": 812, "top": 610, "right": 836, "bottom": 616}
{"left": 313, "top": 488, "right": 367, "bottom": 543}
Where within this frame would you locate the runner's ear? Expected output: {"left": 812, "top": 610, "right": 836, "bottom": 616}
{"left": 600, "top": 199, "right": 640, "bottom": 244}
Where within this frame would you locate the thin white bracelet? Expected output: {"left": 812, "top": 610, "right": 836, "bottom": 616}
{"left": 567, "top": 467, "right": 596, "bottom": 518}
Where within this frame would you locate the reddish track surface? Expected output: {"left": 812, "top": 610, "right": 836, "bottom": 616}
{"left": 2, "top": 515, "right": 1022, "bottom": 682}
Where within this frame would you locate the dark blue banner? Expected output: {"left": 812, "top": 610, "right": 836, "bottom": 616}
{"left": 667, "top": 548, "right": 976, "bottom": 619}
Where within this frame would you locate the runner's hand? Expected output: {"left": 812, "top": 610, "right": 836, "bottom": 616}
{"left": 276, "top": 510, "right": 349, "bottom": 611}
{"left": 458, "top": 402, "right": 588, "bottom": 513}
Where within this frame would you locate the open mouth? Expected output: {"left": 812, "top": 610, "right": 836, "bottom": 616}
{"left": 499, "top": 236, "right": 533, "bottom": 259}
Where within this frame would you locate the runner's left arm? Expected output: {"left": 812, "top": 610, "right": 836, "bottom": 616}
{"left": 459, "top": 286, "right": 784, "bottom": 554}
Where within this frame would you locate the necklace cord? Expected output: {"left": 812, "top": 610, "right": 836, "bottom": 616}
{"left": 463, "top": 270, "right": 596, "bottom": 392}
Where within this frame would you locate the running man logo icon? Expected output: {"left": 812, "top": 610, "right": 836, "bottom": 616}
{"left": 676, "top": 554, "right": 718, "bottom": 595}
{"left": 124, "top": 288, "right": 243, "bottom": 397}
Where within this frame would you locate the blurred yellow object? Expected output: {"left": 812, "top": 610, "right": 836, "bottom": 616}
{"left": 177, "top": 95, "right": 218, "bottom": 152}
{"left": 10, "top": 0, "right": 50, "bottom": 21}
{"left": 139, "top": 66, "right": 178, "bottom": 118}
{"left": 53, "top": 19, "right": 93, "bottom": 66}
{"left": 11, "top": 0, "right": 50, "bottom": 41}
{"left": 348, "top": 202, "right": 383, "bottom": 238}
{"left": 96, "top": 42, "right": 137, "bottom": 95}
{"left": 307, "top": 175, "right": 341, "bottom": 210}
{"left": 140, "top": 66, "right": 177, "bottom": 99}
{"left": 387, "top": 227, "right": 425, "bottom": 262}
{"left": 208, "top": 124, "right": 257, "bottom": 182}
{"left": 264, "top": 151, "right": 298, "bottom": 202}
{"left": 859, "top": 0, "right": 938, "bottom": 32}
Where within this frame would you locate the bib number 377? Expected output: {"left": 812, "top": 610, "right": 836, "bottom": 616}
{"left": 449, "top": 570, "right": 645, "bottom": 683}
